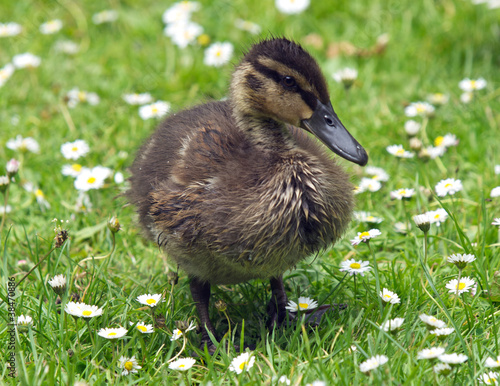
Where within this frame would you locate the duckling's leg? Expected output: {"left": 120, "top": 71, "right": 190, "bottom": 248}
{"left": 267, "top": 276, "right": 288, "bottom": 328}
{"left": 190, "top": 277, "right": 217, "bottom": 349}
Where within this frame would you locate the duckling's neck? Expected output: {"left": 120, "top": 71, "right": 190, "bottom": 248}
{"left": 231, "top": 106, "right": 295, "bottom": 153}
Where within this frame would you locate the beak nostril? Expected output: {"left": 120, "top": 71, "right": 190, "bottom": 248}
{"left": 324, "top": 115, "right": 334, "bottom": 126}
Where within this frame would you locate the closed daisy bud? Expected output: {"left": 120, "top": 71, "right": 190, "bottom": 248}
{"left": 433, "top": 363, "right": 452, "bottom": 375}
{"left": 215, "top": 299, "right": 227, "bottom": 312}
{"left": 17, "top": 315, "right": 34, "bottom": 332}
{"left": 108, "top": 216, "right": 121, "bottom": 233}
{"left": 0, "top": 175, "right": 9, "bottom": 192}
{"left": 6, "top": 158, "right": 19, "bottom": 177}
{"left": 168, "top": 271, "right": 178, "bottom": 285}
{"left": 48, "top": 274, "right": 67, "bottom": 295}
{"left": 413, "top": 213, "right": 431, "bottom": 233}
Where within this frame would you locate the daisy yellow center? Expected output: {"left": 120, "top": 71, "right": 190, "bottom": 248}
{"left": 72, "top": 146, "right": 78, "bottom": 152}
{"left": 137, "top": 325, "right": 147, "bottom": 332}
{"left": 434, "top": 136, "right": 444, "bottom": 146}
{"left": 458, "top": 282, "right": 466, "bottom": 290}
{"left": 350, "top": 262, "right": 361, "bottom": 269}
{"left": 151, "top": 107, "right": 158, "bottom": 113}
{"left": 82, "top": 310, "right": 92, "bottom": 316}
{"left": 87, "top": 176, "right": 96, "bottom": 184}
{"left": 395, "top": 148, "right": 405, "bottom": 155}
{"left": 124, "top": 361, "right": 133, "bottom": 371}
{"left": 430, "top": 317, "right": 436, "bottom": 322}
{"left": 216, "top": 50, "right": 222, "bottom": 57}
{"left": 146, "top": 298, "right": 156, "bottom": 305}
{"left": 78, "top": 91, "right": 86, "bottom": 101}
{"left": 359, "top": 231, "right": 370, "bottom": 238}
{"left": 367, "top": 216, "right": 375, "bottom": 221}
{"left": 72, "top": 164, "right": 82, "bottom": 172}
{"left": 400, "top": 190, "right": 406, "bottom": 195}
{"left": 298, "top": 303, "right": 309, "bottom": 309}
{"left": 179, "top": 364, "right": 185, "bottom": 368}
{"left": 470, "top": 80, "right": 476, "bottom": 88}
{"left": 384, "top": 294, "right": 391, "bottom": 299}
{"left": 434, "top": 214, "right": 441, "bottom": 219}
{"left": 239, "top": 361, "right": 247, "bottom": 370}
{"left": 108, "top": 332, "right": 117, "bottom": 336}
{"left": 416, "top": 104, "right": 425, "bottom": 112}
{"left": 35, "top": 189, "right": 44, "bottom": 197}
{"left": 176, "top": 330, "right": 182, "bottom": 337}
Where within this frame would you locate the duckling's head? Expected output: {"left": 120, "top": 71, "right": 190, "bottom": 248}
{"left": 231, "top": 38, "right": 368, "bottom": 166}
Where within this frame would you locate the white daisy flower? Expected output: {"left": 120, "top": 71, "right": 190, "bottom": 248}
{"left": 426, "top": 208, "right": 448, "bottom": 227}
{"left": 61, "top": 140, "right": 90, "bottom": 160}
{"left": 434, "top": 133, "right": 459, "bottom": 148}
{"left": 380, "top": 317, "right": 404, "bottom": 332}
{"left": 404, "top": 101, "right": 435, "bottom": 117}
{"left": 62, "top": 164, "right": 84, "bottom": 177}
{"left": 491, "top": 187, "right": 500, "bottom": 198}
{"left": 430, "top": 328, "right": 455, "bottom": 337}
{"left": 136, "top": 293, "right": 163, "bottom": 307}
{"left": 74, "top": 166, "right": 110, "bottom": 191}
{"left": 365, "top": 166, "right": 390, "bottom": 181}
{"left": 6, "top": 135, "right": 40, "bottom": 153}
{"left": 6, "top": 158, "right": 20, "bottom": 176}
{"left": 459, "top": 78, "right": 487, "bottom": 92}
{"left": 97, "top": 327, "right": 128, "bottom": 339}
{"left": 13, "top": 53, "right": 41, "bottom": 69}
{"left": 478, "top": 371, "right": 499, "bottom": 385}
{"left": 435, "top": 178, "right": 463, "bottom": 197}
{"left": 379, "top": 288, "right": 400, "bottom": 304}
{"left": 419, "top": 314, "right": 446, "bottom": 329}
{"left": 495, "top": 165, "right": 500, "bottom": 175}
{"left": 426, "top": 145, "right": 447, "bottom": 159}
{"left": 114, "top": 172, "right": 124, "bottom": 184}
{"left": 461, "top": 92, "right": 474, "bottom": 104}
{"left": 168, "top": 357, "right": 196, "bottom": 371}
{"left": 234, "top": 19, "right": 261, "bottom": 34}
{"left": 123, "top": 93, "right": 153, "bottom": 105}
{"left": 204, "top": 42, "right": 233, "bottom": 67}
{"left": 350, "top": 229, "right": 382, "bottom": 246}
{"left": 164, "top": 21, "right": 203, "bottom": 48}
{"left": 130, "top": 321, "right": 154, "bottom": 334}
{"left": 390, "top": 188, "right": 415, "bottom": 200}
{"left": 438, "top": 353, "right": 468, "bottom": 365}
{"left": 229, "top": 352, "right": 255, "bottom": 374}
{"left": 118, "top": 356, "right": 142, "bottom": 375}
{"left": 404, "top": 120, "right": 421, "bottom": 136}
{"left": 447, "top": 253, "right": 476, "bottom": 269}
{"left": 353, "top": 211, "right": 384, "bottom": 224}
{"left": 357, "top": 177, "right": 382, "bottom": 193}
{"left": 0, "top": 22, "right": 22, "bottom": 37}
{"left": 433, "top": 363, "right": 452, "bottom": 374}
{"left": 339, "top": 259, "right": 371, "bottom": 276}
{"left": 332, "top": 67, "right": 358, "bottom": 89}
{"left": 66, "top": 88, "right": 100, "bottom": 107}
{"left": 427, "top": 93, "right": 449, "bottom": 105}
{"left": 445, "top": 276, "right": 475, "bottom": 295}
{"left": 417, "top": 346, "right": 446, "bottom": 359}
{"left": 285, "top": 296, "right": 318, "bottom": 312}
{"left": 162, "top": 1, "right": 200, "bottom": 24}
{"left": 386, "top": 144, "right": 414, "bottom": 158}
{"left": 139, "top": 101, "right": 171, "bottom": 120}
{"left": 34, "top": 188, "right": 51, "bottom": 210}
{"left": 413, "top": 213, "right": 430, "bottom": 231}
{"left": 40, "top": 19, "right": 63, "bottom": 34}
{"left": 54, "top": 40, "right": 80, "bottom": 54}
{"left": 276, "top": 0, "right": 310, "bottom": 14}
{"left": 17, "top": 315, "right": 33, "bottom": 326}
{"left": 92, "top": 10, "right": 118, "bottom": 24}
{"left": 64, "top": 301, "right": 103, "bottom": 318}
{"left": 485, "top": 356, "right": 500, "bottom": 368}
{"left": 0, "top": 175, "right": 9, "bottom": 189}
{"left": 409, "top": 137, "right": 423, "bottom": 150}
{"left": 0, "top": 63, "right": 15, "bottom": 87}
{"left": 171, "top": 328, "right": 184, "bottom": 341}
{"left": 277, "top": 375, "right": 291, "bottom": 385}
{"left": 359, "top": 354, "right": 388, "bottom": 373}
{"left": 48, "top": 274, "right": 66, "bottom": 294}
{"left": 492, "top": 218, "right": 500, "bottom": 226}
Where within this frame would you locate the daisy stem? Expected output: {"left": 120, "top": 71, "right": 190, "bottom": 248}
{"left": 353, "top": 275, "right": 357, "bottom": 301}
{"left": 452, "top": 269, "right": 462, "bottom": 318}
{"left": 421, "top": 117, "right": 429, "bottom": 145}
{"left": 84, "top": 318, "right": 94, "bottom": 347}
{"left": 0, "top": 185, "right": 10, "bottom": 235}
{"left": 167, "top": 334, "right": 187, "bottom": 364}
{"left": 423, "top": 230, "right": 429, "bottom": 266}
{"left": 368, "top": 241, "right": 383, "bottom": 317}
{"left": 73, "top": 316, "right": 81, "bottom": 353}
{"left": 139, "top": 334, "right": 147, "bottom": 362}
{"left": 183, "top": 372, "right": 191, "bottom": 386}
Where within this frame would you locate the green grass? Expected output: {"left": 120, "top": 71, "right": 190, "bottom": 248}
{"left": 1, "top": 0, "right": 500, "bottom": 384}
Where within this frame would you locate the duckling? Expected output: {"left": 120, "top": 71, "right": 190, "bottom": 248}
{"left": 127, "top": 38, "right": 368, "bottom": 349}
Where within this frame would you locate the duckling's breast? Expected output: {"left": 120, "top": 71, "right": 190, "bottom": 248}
{"left": 149, "top": 144, "right": 354, "bottom": 285}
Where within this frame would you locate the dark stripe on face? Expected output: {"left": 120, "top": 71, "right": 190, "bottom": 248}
{"left": 245, "top": 73, "right": 264, "bottom": 90}
{"left": 250, "top": 61, "right": 318, "bottom": 110}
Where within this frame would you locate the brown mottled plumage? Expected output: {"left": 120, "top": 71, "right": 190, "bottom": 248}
{"left": 127, "top": 38, "right": 368, "bottom": 348}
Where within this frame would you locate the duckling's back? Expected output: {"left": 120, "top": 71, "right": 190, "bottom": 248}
{"left": 128, "top": 100, "right": 354, "bottom": 285}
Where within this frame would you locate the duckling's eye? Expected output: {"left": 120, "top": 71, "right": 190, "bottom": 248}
{"left": 281, "top": 76, "right": 297, "bottom": 89}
